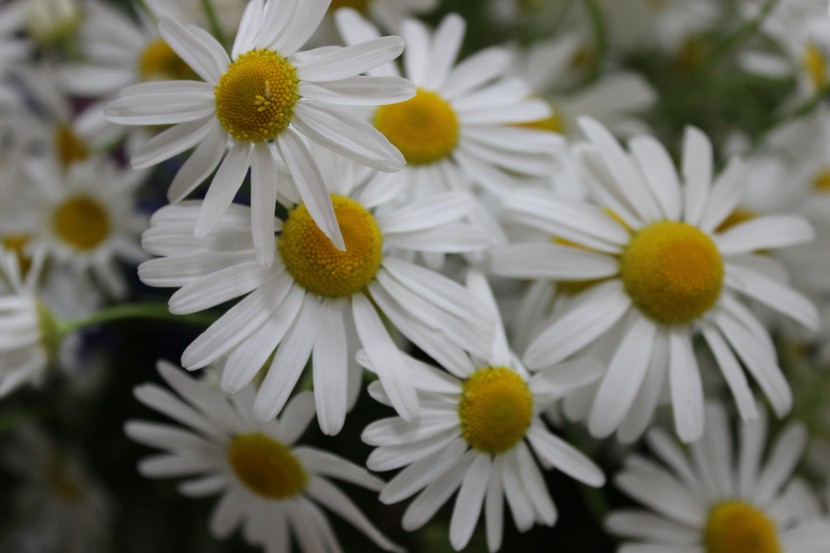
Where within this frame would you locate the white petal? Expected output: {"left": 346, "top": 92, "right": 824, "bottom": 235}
{"left": 312, "top": 300, "right": 349, "bottom": 435}
{"left": 668, "top": 329, "right": 705, "bottom": 443}
{"left": 295, "top": 37, "right": 405, "bottom": 82}
{"left": 527, "top": 425, "right": 605, "bottom": 486}
{"left": 298, "top": 75, "right": 414, "bottom": 105}
{"left": 681, "top": 126, "right": 713, "bottom": 226}
{"left": 167, "top": 125, "right": 228, "bottom": 202}
{"left": 249, "top": 143, "right": 279, "bottom": 267}
{"left": 158, "top": 18, "right": 228, "bottom": 82}
{"left": 449, "top": 454, "right": 490, "bottom": 551}
{"left": 716, "top": 215, "right": 814, "bottom": 254}
{"left": 726, "top": 265, "right": 819, "bottom": 330}
{"left": 194, "top": 142, "right": 253, "bottom": 238}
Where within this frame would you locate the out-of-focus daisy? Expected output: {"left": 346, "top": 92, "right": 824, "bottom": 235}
{"left": 0, "top": 247, "right": 60, "bottom": 398}
{"left": 138, "top": 146, "right": 492, "bottom": 433}
{"left": 360, "top": 271, "right": 604, "bottom": 552}
{"left": 607, "top": 402, "right": 830, "bottom": 553}
{"left": 0, "top": 425, "right": 114, "bottom": 553}
{"left": 0, "top": 2, "right": 29, "bottom": 105}
{"left": 329, "top": 0, "right": 437, "bottom": 31}
{"left": 105, "top": 0, "right": 414, "bottom": 265}
{"left": 24, "top": 157, "right": 148, "bottom": 298}
{"left": 19, "top": 0, "right": 82, "bottom": 47}
{"left": 143, "top": 0, "right": 247, "bottom": 39}
{"left": 336, "top": 9, "right": 560, "bottom": 200}
{"left": 491, "top": 118, "right": 818, "bottom": 442}
{"left": 126, "top": 361, "right": 402, "bottom": 553}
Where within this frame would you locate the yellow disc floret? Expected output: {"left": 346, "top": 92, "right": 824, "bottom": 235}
{"left": 227, "top": 433, "right": 308, "bottom": 499}
{"left": 458, "top": 367, "right": 534, "bottom": 454}
{"left": 279, "top": 195, "right": 382, "bottom": 297}
{"left": 813, "top": 168, "right": 830, "bottom": 192}
{"left": 214, "top": 50, "right": 299, "bottom": 143}
{"left": 803, "top": 44, "right": 827, "bottom": 90}
{"left": 704, "top": 501, "right": 780, "bottom": 553}
{"left": 374, "top": 89, "right": 459, "bottom": 165}
{"left": 620, "top": 221, "right": 723, "bottom": 325}
{"left": 138, "top": 39, "right": 197, "bottom": 81}
{"left": 53, "top": 196, "right": 110, "bottom": 251}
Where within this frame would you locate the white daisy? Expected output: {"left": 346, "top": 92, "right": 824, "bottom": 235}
{"left": 126, "top": 360, "right": 402, "bottom": 553}
{"left": 20, "top": 0, "right": 82, "bottom": 47}
{"left": 329, "top": 0, "right": 438, "bottom": 32}
{"left": 490, "top": 117, "right": 819, "bottom": 443}
{"left": 607, "top": 402, "right": 830, "bottom": 553}
{"left": 105, "top": 0, "right": 415, "bottom": 265}
{"left": 0, "top": 246, "right": 59, "bottom": 398}
{"left": 335, "top": 9, "right": 561, "bottom": 200}
{"left": 360, "top": 270, "right": 605, "bottom": 552}
{"left": 1, "top": 425, "right": 114, "bottom": 553}
{"left": 23, "top": 156, "right": 148, "bottom": 298}
{"left": 138, "top": 145, "right": 492, "bottom": 433}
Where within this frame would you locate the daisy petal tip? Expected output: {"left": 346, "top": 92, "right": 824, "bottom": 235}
{"left": 317, "top": 413, "right": 345, "bottom": 437}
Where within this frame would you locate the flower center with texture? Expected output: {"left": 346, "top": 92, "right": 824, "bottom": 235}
{"left": 279, "top": 195, "right": 383, "bottom": 297}
{"left": 329, "top": 0, "right": 369, "bottom": 11}
{"left": 704, "top": 501, "right": 780, "bottom": 553}
{"left": 803, "top": 44, "right": 827, "bottom": 90}
{"left": 227, "top": 433, "right": 308, "bottom": 499}
{"left": 138, "top": 39, "right": 196, "bottom": 81}
{"left": 620, "top": 220, "right": 723, "bottom": 325}
{"left": 53, "top": 195, "right": 110, "bottom": 251}
{"left": 458, "top": 367, "right": 533, "bottom": 454}
{"left": 214, "top": 50, "right": 300, "bottom": 142}
{"left": 54, "top": 124, "right": 89, "bottom": 167}
{"left": 374, "top": 88, "right": 459, "bottom": 165}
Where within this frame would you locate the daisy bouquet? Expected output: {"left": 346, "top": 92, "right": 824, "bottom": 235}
{"left": 3, "top": 0, "right": 830, "bottom": 552}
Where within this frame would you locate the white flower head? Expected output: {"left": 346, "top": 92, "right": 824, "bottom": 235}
{"left": 491, "top": 118, "right": 819, "bottom": 443}
{"left": 607, "top": 402, "right": 830, "bottom": 553}
{"left": 139, "top": 145, "right": 493, "bottom": 434}
{"left": 126, "top": 360, "right": 402, "bottom": 553}
{"left": 105, "top": 0, "right": 415, "bottom": 265}
{"left": 360, "top": 270, "right": 605, "bottom": 552}
{"left": 336, "top": 9, "right": 562, "bottom": 201}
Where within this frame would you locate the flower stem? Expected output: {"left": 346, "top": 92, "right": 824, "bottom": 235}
{"left": 58, "top": 303, "right": 217, "bottom": 336}
{"left": 201, "top": 0, "right": 227, "bottom": 49}
{"left": 582, "top": 0, "right": 607, "bottom": 83}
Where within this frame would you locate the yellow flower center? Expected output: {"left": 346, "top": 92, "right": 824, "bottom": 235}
{"left": 54, "top": 124, "right": 89, "bottom": 168}
{"left": 716, "top": 208, "right": 757, "bottom": 233}
{"left": 803, "top": 44, "right": 827, "bottom": 90}
{"left": 52, "top": 196, "right": 110, "bottom": 251}
{"left": 620, "top": 221, "right": 723, "bottom": 325}
{"left": 214, "top": 50, "right": 300, "bottom": 142}
{"left": 2, "top": 234, "right": 32, "bottom": 276}
{"left": 227, "top": 433, "right": 308, "bottom": 499}
{"left": 374, "top": 89, "right": 459, "bottom": 165}
{"left": 279, "top": 195, "right": 382, "bottom": 297}
{"left": 138, "top": 39, "right": 197, "bottom": 81}
{"left": 329, "top": 0, "right": 369, "bottom": 12}
{"left": 458, "top": 367, "right": 534, "bottom": 454}
{"left": 812, "top": 168, "right": 830, "bottom": 192}
{"left": 704, "top": 501, "right": 780, "bottom": 553}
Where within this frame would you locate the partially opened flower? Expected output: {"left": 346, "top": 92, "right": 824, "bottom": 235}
{"left": 105, "top": 0, "right": 414, "bottom": 265}
{"left": 138, "top": 146, "right": 492, "bottom": 433}
{"left": 360, "top": 271, "right": 605, "bottom": 552}
{"left": 491, "top": 117, "right": 819, "bottom": 443}
{"left": 607, "top": 402, "right": 830, "bottom": 553}
{"left": 126, "top": 361, "right": 402, "bottom": 553}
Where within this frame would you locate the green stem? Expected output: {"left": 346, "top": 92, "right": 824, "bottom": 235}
{"left": 58, "top": 303, "right": 218, "bottom": 335}
{"left": 696, "top": 0, "right": 780, "bottom": 75}
{"left": 582, "top": 0, "right": 607, "bottom": 83}
{"left": 201, "top": 0, "right": 227, "bottom": 49}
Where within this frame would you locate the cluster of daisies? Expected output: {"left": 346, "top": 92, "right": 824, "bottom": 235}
{"left": 3, "top": 0, "right": 830, "bottom": 551}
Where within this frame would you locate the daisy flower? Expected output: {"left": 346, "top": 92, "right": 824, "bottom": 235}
{"left": 138, "top": 145, "right": 492, "bottom": 433}
{"left": 105, "top": 0, "right": 414, "bottom": 264}
{"left": 607, "top": 402, "right": 830, "bottom": 553}
{"left": 490, "top": 117, "right": 819, "bottom": 443}
{"left": 126, "top": 361, "right": 402, "bottom": 553}
{"left": 335, "top": 9, "right": 561, "bottom": 200}
{"left": 0, "top": 247, "right": 60, "bottom": 398}
{"left": 360, "top": 270, "right": 605, "bottom": 552}
{"left": 329, "top": 0, "right": 438, "bottom": 32}
{"left": 1, "top": 425, "right": 114, "bottom": 553}
{"left": 24, "top": 156, "right": 148, "bottom": 298}
{"left": 20, "top": 0, "right": 82, "bottom": 47}
{"left": 0, "top": 1, "right": 30, "bottom": 105}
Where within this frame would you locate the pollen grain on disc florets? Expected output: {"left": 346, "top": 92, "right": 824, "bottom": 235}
{"left": 227, "top": 433, "right": 308, "bottom": 500}
{"left": 214, "top": 49, "right": 300, "bottom": 143}
{"left": 279, "top": 195, "right": 383, "bottom": 298}
{"left": 374, "top": 88, "right": 459, "bottom": 165}
{"left": 704, "top": 501, "right": 780, "bottom": 553}
{"left": 620, "top": 220, "right": 724, "bottom": 325}
{"left": 458, "top": 366, "right": 534, "bottom": 454}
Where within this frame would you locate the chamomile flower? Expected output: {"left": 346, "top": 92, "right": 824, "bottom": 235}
{"left": 21, "top": 0, "right": 82, "bottom": 47}
{"left": 360, "top": 271, "right": 605, "bottom": 552}
{"left": 491, "top": 118, "right": 819, "bottom": 443}
{"left": 138, "top": 145, "right": 492, "bottom": 433}
{"left": 126, "top": 361, "right": 402, "bottom": 553}
{"left": 105, "top": 0, "right": 414, "bottom": 265}
{"left": 607, "top": 402, "right": 830, "bottom": 553}
{"left": 335, "top": 10, "right": 561, "bottom": 200}
{"left": 0, "top": 247, "right": 59, "bottom": 398}
{"left": 24, "top": 157, "right": 148, "bottom": 298}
